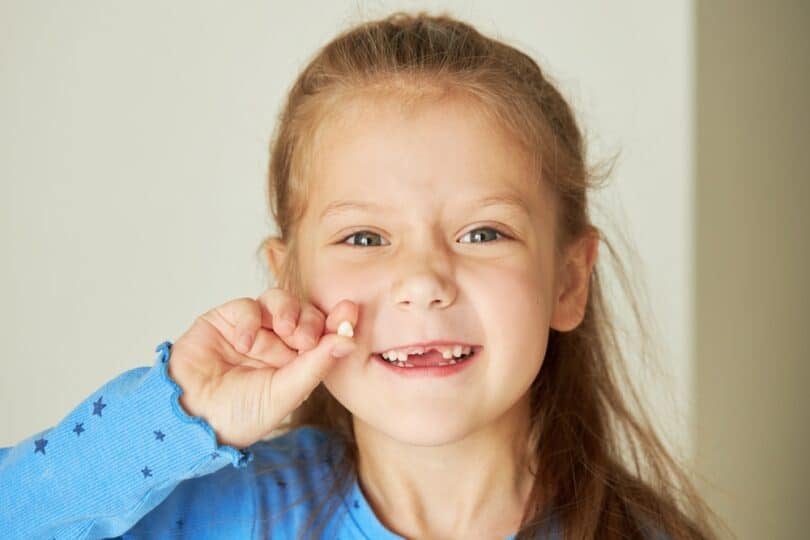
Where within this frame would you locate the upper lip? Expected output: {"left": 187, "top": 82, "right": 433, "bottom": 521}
{"left": 373, "top": 340, "right": 480, "bottom": 354}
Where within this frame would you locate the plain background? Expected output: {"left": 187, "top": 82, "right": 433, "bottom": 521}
{"left": 1, "top": 1, "right": 806, "bottom": 538}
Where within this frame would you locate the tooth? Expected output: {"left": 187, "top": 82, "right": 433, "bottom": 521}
{"left": 441, "top": 349, "right": 453, "bottom": 359}
{"left": 462, "top": 346, "right": 471, "bottom": 355}
{"left": 449, "top": 358, "right": 457, "bottom": 365}
{"left": 452, "top": 345, "right": 463, "bottom": 357}
{"left": 396, "top": 351, "right": 408, "bottom": 362}
{"left": 337, "top": 321, "right": 354, "bottom": 337}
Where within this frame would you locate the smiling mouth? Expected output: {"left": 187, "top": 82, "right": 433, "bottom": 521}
{"left": 373, "top": 346, "right": 480, "bottom": 368}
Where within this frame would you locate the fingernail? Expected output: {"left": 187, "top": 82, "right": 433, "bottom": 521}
{"left": 238, "top": 333, "right": 253, "bottom": 353}
{"left": 330, "top": 341, "right": 356, "bottom": 358}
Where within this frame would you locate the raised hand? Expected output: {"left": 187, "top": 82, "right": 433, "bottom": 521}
{"left": 166, "top": 287, "right": 357, "bottom": 448}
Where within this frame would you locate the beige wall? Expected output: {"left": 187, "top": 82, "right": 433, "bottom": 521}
{"left": 694, "top": 1, "right": 809, "bottom": 538}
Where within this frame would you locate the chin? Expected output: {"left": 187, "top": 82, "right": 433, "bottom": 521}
{"left": 361, "top": 408, "right": 480, "bottom": 448}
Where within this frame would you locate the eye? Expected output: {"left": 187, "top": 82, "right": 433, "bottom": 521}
{"left": 458, "top": 226, "right": 506, "bottom": 244}
{"left": 341, "top": 230, "right": 389, "bottom": 247}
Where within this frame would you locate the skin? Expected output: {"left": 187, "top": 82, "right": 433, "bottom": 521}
{"left": 266, "top": 93, "right": 599, "bottom": 539}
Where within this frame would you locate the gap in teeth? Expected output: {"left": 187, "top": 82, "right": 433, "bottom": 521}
{"left": 380, "top": 345, "right": 473, "bottom": 364}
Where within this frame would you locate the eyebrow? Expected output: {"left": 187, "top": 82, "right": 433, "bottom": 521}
{"left": 319, "top": 192, "right": 532, "bottom": 220}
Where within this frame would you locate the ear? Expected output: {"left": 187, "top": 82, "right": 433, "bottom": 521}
{"left": 264, "top": 236, "right": 288, "bottom": 279}
{"left": 549, "top": 227, "right": 600, "bottom": 332}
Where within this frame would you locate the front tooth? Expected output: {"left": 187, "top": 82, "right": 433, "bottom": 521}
{"left": 441, "top": 348, "right": 453, "bottom": 359}
{"left": 396, "top": 351, "right": 408, "bottom": 362}
{"left": 452, "top": 345, "right": 463, "bottom": 358}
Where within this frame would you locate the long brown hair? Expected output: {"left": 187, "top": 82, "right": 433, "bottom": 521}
{"left": 257, "top": 10, "right": 726, "bottom": 540}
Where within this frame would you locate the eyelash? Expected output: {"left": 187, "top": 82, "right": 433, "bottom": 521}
{"left": 339, "top": 226, "right": 509, "bottom": 247}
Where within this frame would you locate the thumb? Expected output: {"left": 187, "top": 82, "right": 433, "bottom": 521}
{"left": 270, "top": 334, "right": 356, "bottom": 412}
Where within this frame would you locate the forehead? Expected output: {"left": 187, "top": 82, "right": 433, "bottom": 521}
{"left": 306, "top": 94, "right": 541, "bottom": 211}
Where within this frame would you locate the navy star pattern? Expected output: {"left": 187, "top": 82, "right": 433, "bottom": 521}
{"left": 21, "top": 341, "right": 347, "bottom": 534}
{"left": 92, "top": 396, "right": 106, "bottom": 417}
{"left": 34, "top": 438, "right": 48, "bottom": 455}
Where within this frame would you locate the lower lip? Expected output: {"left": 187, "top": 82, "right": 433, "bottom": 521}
{"left": 372, "top": 348, "right": 481, "bottom": 378}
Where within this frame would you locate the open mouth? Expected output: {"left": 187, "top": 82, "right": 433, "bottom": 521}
{"left": 372, "top": 346, "right": 481, "bottom": 369}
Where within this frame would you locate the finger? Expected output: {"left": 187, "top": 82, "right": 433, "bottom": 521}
{"left": 270, "top": 333, "right": 356, "bottom": 413}
{"left": 218, "top": 326, "right": 300, "bottom": 370}
{"left": 289, "top": 303, "right": 327, "bottom": 352}
{"left": 207, "top": 297, "right": 262, "bottom": 355}
{"left": 256, "top": 287, "right": 300, "bottom": 337}
{"left": 242, "top": 326, "right": 299, "bottom": 368}
{"left": 232, "top": 299, "right": 263, "bottom": 354}
{"left": 325, "top": 299, "right": 359, "bottom": 334}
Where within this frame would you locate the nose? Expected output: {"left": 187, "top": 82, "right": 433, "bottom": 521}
{"left": 390, "top": 239, "right": 457, "bottom": 311}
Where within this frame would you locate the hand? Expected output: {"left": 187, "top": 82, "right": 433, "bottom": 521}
{"left": 167, "top": 287, "right": 357, "bottom": 448}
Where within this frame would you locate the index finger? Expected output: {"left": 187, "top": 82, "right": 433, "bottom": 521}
{"left": 256, "top": 287, "right": 300, "bottom": 337}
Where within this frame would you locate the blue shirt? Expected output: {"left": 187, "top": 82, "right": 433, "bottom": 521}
{"left": 0, "top": 341, "right": 562, "bottom": 539}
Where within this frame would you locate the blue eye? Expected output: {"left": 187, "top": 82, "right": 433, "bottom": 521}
{"left": 342, "top": 231, "right": 388, "bottom": 247}
{"left": 340, "top": 227, "right": 506, "bottom": 247}
{"left": 459, "top": 227, "right": 505, "bottom": 244}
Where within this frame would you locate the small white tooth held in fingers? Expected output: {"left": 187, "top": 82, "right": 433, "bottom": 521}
{"left": 337, "top": 320, "right": 354, "bottom": 338}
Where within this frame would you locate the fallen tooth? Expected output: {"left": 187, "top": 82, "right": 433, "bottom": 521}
{"left": 337, "top": 320, "right": 354, "bottom": 337}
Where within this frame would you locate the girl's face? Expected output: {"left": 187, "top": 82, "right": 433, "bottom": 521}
{"left": 294, "top": 95, "right": 562, "bottom": 446}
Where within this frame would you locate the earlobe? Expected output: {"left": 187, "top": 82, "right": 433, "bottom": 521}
{"left": 264, "top": 236, "right": 288, "bottom": 278}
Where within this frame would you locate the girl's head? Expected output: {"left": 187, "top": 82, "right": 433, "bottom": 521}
{"left": 268, "top": 87, "right": 597, "bottom": 449}
{"left": 259, "top": 10, "right": 719, "bottom": 540}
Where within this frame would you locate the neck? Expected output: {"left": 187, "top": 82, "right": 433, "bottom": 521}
{"left": 353, "top": 393, "right": 539, "bottom": 539}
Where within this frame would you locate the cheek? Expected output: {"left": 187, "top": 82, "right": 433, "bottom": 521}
{"left": 300, "top": 258, "right": 377, "bottom": 315}
{"left": 479, "top": 263, "right": 551, "bottom": 366}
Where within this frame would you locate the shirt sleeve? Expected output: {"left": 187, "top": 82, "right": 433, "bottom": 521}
{"left": 0, "top": 340, "right": 254, "bottom": 540}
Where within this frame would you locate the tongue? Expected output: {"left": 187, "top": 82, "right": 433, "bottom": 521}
{"left": 406, "top": 350, "right": 452, "bottom": 367}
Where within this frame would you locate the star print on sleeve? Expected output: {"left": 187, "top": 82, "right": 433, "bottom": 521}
{"left": 73, "top": 422, "right": 85, "bottom": 436}
{"left": 153, "top": 430, "right": 165, "bottom": 441}
{"left": 141, "top": 466, "right": 152, "bottom": 478}
{"left": 34, "top": 438, "right": 48, "bottom": 455}
{"left": 92, "top": 396, "right": 106, "bottom": 417}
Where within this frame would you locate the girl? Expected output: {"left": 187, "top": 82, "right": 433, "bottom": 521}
{"left": 0, "top": 11, "right": 722, "bottom": 540}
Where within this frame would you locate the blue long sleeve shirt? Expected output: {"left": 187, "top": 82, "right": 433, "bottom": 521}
{"left": 0, "top": 341, "right": 563, "bottom": 539}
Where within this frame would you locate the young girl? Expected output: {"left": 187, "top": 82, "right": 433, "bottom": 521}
{"left": 0, "top": 11, "right": 721, "bottom": 540}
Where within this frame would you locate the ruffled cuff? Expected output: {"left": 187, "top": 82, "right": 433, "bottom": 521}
{"left": 154, "top": 340, "right": 253, "bottom": 469}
